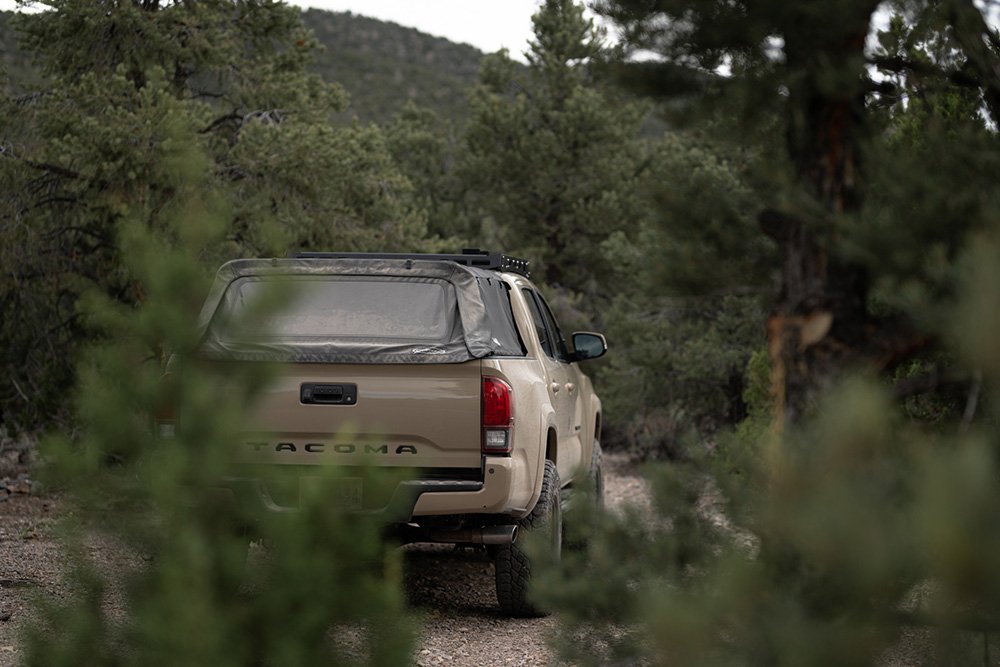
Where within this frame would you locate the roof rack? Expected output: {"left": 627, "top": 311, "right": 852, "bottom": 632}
{"left": 293, "top": 249, "right": 531, "bottom": 278}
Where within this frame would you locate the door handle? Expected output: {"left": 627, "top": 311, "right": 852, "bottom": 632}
{"left": 565, "top": 383, "right": 576, "bottom": 393}
{"left": 550, "top": 382, "right": 561, "bottom": 394}
{"left": 301, "top": 383, "right": 357, "bottom": 405}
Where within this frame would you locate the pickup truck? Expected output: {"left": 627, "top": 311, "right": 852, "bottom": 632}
{"left": 189, "top": 250, "right": 606, "bottom": 616}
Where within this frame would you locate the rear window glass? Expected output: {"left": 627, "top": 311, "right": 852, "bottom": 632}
{"left": 212, "top": 276, "right": 457, "bottom": 341}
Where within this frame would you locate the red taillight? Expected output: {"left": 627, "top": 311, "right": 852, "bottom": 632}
{"left": 482, "top": 377, "right": 513, "bottom": 455}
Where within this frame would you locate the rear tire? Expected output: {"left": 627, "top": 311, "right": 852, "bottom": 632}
{"left": 494, "top": 460, "right": 561, "bottom": 617}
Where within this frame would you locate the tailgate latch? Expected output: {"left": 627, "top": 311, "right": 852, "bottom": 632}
{"left": 300, "top": 383, "right": 357, "bottom": 405}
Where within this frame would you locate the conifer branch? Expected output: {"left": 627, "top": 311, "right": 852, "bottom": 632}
{"left": 0, "top": 144, "right": 80, "bottom": 180}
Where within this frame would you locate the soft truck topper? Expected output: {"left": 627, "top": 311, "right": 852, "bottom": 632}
{"left": 196, "top": 258, "right": 524, "bottom": 364}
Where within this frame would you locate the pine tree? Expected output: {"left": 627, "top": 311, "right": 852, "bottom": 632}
{"left": 0, "top": 0, "right": 426, "bottom": 430}
{"left": 595, "top": 0, "right": 889, "bottom": 426}
{"left": 25, "top": 127, "right": 415, "bottom": 666}
{"left": 460, "top": 0, "right": 648, "bottom": 295}
{"left": 594, "top": 0, "right": 1000, "bottom": 428}
{"left": 536, "top": 1, "right": 1000, "bottom": 663}
{"left": 384, "top": 102, "right": 466, "bottom": 243}
{"left": 453, "top": 0, "right": 771, "bottom": 454}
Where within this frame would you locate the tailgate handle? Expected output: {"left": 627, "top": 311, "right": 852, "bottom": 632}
{"left": 301, "top": 383, "right": 357, "bottom": 405}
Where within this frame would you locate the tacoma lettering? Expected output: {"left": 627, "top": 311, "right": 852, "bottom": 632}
{"left": 245, "top": 442, "right": 417, "bottom": 454}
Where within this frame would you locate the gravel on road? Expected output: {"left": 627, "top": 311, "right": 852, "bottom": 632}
{"left": 0, "top": 453, "right": 649, "bottom": 667}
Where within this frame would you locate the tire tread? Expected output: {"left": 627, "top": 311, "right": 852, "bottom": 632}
{"left": 495, "top": 460, "right": 560, "bottom": 617}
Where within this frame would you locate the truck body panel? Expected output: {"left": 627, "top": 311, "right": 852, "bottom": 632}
{"left": 239, "top": 361, "right": 483, "bottom": 471}
{"left": 194, "top": 254, "right": 605, "bottom": 526}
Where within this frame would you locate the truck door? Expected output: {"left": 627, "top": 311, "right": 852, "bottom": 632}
{"left": 522, "top": 289, "right": 582, "bottom": 481}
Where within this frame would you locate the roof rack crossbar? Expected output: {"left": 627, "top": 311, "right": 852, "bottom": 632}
{"left": 292, "top": 249, "right": 531, "bottom": 278}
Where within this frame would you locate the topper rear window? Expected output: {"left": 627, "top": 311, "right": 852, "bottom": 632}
{"left": 211, "top": 276, "right": 459, "bottom": 342}
{"left": 197, "top": 258, "right": 527, "bottom": 364}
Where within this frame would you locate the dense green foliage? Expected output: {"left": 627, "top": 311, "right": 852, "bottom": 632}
{"left": 461, "top": 6, "right": 646, "bottom": 293}
{"left": 2, "top": 4, "right": 421, "bottom": 662}
{"left": 452, "top": 1, "right": 767, "bottom": 455}
{"left": 12, "top": 0, "right": 1000, "bottom": 663}
{"left": 27, "top": 140, "right": 414, "bottom": 666}
{"left": 536, "top": 0, "right": 1000, "bottom": 664}
{"left": 1, "top": 0, "right": 763, "bottom": 662}
{"left": 0, "top": 0, "right": 426, "bottom": 430}
{"left": 595, "top": 131, "right": 772, "bottom": 456}
{"left": 0, "top": 7, "right": 488, "bottom": 124}
{"left": 1, "top": 0, "right": 759, "bottom": 455}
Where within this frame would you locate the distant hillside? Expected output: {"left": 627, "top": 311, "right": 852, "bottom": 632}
{"left": 302, "top": 9, "right": 485, "bottom": 125}
{"left": 0, "top": 8, "right": 486, "bottom": 125}
{"left": 0, "top": 11, "right": 33, "bottom": 88}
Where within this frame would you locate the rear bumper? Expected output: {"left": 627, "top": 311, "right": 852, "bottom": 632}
{"left": 411, "top": 456, "right": 512, "bottom": 516}
{"left": 219, "top": 456, "right": 514, "bottom": 522}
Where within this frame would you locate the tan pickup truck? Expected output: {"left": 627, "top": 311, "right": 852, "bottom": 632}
{"left": 191, "top": 250, "right": 606, "bottom": 616}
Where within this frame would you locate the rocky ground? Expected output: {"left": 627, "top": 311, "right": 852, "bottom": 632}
{"left": 0, "top": 454, "right": 650, "bottom": 666}
{"left": 404, "top": 454, "right": 649, "bottom": 666}
{"left": 0, "top": 486, "right": 62, "bottom": 666}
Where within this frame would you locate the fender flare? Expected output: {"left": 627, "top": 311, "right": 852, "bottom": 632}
{"left": 525, "top": 403, "right": 558, "bottom": 514}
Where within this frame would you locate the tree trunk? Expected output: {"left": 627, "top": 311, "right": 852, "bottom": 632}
{"left": 764, "top": 13, "right": 876, "bottom": 429}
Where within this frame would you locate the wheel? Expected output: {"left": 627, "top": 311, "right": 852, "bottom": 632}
{"left": 494, "top": 460, "right": 561, "bottom": 617}
{"left": 590, "top": 439, "right": 604, "bottom": 513}
{"left": 565, "top": 439, "right": 604, "bottom": 550}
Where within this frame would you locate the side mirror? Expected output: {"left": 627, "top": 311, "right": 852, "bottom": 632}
{"left": 570, "top": 332, "right": 607, "bottom": 361}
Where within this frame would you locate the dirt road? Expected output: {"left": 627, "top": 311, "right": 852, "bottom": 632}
{"left": 0, "top": 454, "right": 649, "bottom": 666}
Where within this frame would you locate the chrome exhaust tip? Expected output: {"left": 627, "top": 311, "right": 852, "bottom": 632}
{"left": 480, "top": 524, "right": 517, "bottom": 545}
{"left": 421, "top": 524, "right": 519, "bottom": 545}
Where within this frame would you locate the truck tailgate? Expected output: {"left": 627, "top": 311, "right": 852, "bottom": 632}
{"left": 240, "top": 361, "right": 482, "bottom": 470}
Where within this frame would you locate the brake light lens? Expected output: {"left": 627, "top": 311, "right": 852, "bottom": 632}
{"left": 482, "top": 377, "right": 514, "bottom": 454}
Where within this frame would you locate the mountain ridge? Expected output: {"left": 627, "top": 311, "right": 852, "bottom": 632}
{"left": 302, "top": 8, "right": 488, "bottom": 124}
{"left": 0, "top": 7, "right": 489, "bottom": 124}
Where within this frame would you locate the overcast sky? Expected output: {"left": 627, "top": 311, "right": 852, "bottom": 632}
{"left": 289, "top": 0, "right": 543, "bottom": 56}
{"left": 0, "top": 1, "right": 547, "bottom": 59}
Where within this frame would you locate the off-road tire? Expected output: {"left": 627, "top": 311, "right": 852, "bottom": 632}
{"left": 495, "top": 460, "right": 561, "bottom": 617}
{"left": 565, "top": 439, "right": 604, "bottom": 551}
{"left": 590, "top": 439, "right": 604, "bottom": 512}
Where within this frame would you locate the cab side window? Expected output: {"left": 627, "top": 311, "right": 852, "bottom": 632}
{"left": 535, "top": 294, "right": 569, "bottom": 362}
{"left": 522, "top": 289, "right": 570, "bottom": 363}
{"left": 521, "top": 289, "right": 553, "bottom": 358}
